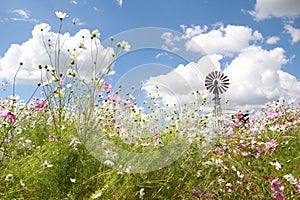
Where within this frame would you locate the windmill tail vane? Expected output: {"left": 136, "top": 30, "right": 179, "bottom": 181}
{"left": 204, "top": 70, "right": 229, "bottom": 131}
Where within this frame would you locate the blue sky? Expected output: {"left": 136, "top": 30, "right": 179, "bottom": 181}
{"left": 0, "top": 0, "right": 300, "bottom": 109}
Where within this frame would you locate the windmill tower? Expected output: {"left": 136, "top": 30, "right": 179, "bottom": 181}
{"left": 205, "top": 71, "right": 229, "bottom": 132}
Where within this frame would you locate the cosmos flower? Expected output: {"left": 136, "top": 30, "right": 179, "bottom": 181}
{"left": 283, "top": 174, "right": 297, "bottom": 185}
{"left": 5, "top": 174, "right": 13, "bottom": 181}
{"left": 35, "top": 99, "right": 47, "bottom": 110}
{"left": 271, "top": 178, "right": 282, "bottom": 192}
{"left": 192, "top": 188, "right": 202, "bottom": 198}
{"left": 41, "top": 160, "right": 53, "bottom": 168}
{"left": 55, "top": 11, "right": 68, "bottom": 20}
{"left": 91, "top": 190, "right": 102, "bottom": 199}
{"left": 274, "top": 191, "right": 286, "bottom": 200}
{"left": 203, "top": 193, "right": 212, "bottom": 199}
{"left": 92, "top": 29, "right": 100, "bottom": 39}
{"left": 117, "top": 40, "right": 131, "bottom": 51}
{"left": 103, "top": 82, "right": 112, "bottom": 91}
{"left": 139, "top": 188, "right": 145, "bottom": 199}
{"left": 270, "top": 160, "right": 282, "bottom": 170}
{"left": 70, "top": 178, "right": 76, "bottom": 183}
{"left": 0, "top": 109, "right": 16, "bottom": 122}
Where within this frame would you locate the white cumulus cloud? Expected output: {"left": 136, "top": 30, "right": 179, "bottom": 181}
{"left": 284, "top": 24, "right": 300, "bottom": 44}
{"left": 266, "top": 36, "right": 280, "bottom": 44}
{"left": 185, "top": 24, "right": 263, "bottom": 56}
{"left": 250, "top": 0, "right": 300, "bottom": 20}
{"left": 0, "top": 23, "right": 114, "bottom": 84}
{"left": 223, "top": 45, "right": 300, "bottom": 108}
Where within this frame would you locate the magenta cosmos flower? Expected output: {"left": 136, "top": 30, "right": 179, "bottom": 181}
{"left": 35, "top": 99, "right": 47, "bottom": 110}
{"left": 271, "top": 178, "right": 282, "bottom": 192}
{"left": 0, "top": 109, "right": 16, "bottom": 122}
{"left": 192, "top": 188, "right": 202, "bottom": 198}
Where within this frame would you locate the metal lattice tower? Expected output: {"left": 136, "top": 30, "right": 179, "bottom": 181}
{"left": 205, "top": 71, "right": 229, "bottom": 131}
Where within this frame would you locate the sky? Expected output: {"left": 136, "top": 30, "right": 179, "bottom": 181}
{"left": 0, "top": 0, "right": 300, "bottom": 111}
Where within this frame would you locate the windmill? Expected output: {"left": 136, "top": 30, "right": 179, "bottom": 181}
{"left": 205, "top": 71, "right": 229, "bottom": 131}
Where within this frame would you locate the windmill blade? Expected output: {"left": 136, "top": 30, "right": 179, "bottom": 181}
{"left": 206, "top": 85, "right": 213, "bottom": 91}
{"left": 222, "top": 82, "right": 229, "bottom": 87}
{"left": 219, "top": 86, "right": 226, "bottom": 94}
{"left": 219, "top": 73, "right": 226, "bottom": 80}
{"left": 213, "top": 71, "right": 218, "bottom": 78}
{"left": 221, "top": 83, "right": 229, "bottom": 90}
{"left": 217, "top": 71, "right": 223, "bottom": 79}
{"left": 205, "top": 80, "right": 213, "bottom": 85}
{"left": 207, "top": 74, "right": 214, "bottom": 81}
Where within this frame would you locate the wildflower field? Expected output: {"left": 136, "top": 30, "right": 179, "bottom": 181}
{"left": 0, "top": 12, "right": 299, "bottom": 200}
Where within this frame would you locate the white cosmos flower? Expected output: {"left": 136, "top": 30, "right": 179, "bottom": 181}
{"left": 20, "top": 179, "right": 25, "bottom": 187}
{"left": 79, "top": 41, "right": 87, "bottom": 49}
{"left": 117, "top": 40, "right": 131, "bottom": 51}
{"left": 66, "top": 69, "right": 76, "bottom": 77}
{"left": 92, "top": 29, "right": 100, "bottom": 39}
{"left": 288, "top": 99, "right": 295, "bottom": 105}
{"left": 55, "top": 11, "right": 68, "bottom": 20}
{"left": 9, "top": 95, "right": 20, "bottom": 101}
{"left": 139, "top": 188, "right": 145, "bottom": 199}
{"left": 41, "top": 160, "right": 53, "bottom": 168}
{"left": 283, "top": 174, "right": 297, "bottom": 184}
{"left": 104, "top": 160, "right": 115, "bottom": 167}
{"left": 5, "top": 174, "right": 13, "bottom": 181}
{"left": 91, "top": 190, "right": 102, "bottom": 199}
{"left": 69, "top": 136, "right": 81, "bottom": 147}
{"left": 125, "top": 166, "right": 131, "bottom": 174}
{"left": 70, "top": 178, "right": 76, "bottom": 183}
{"left": 36, "top": 23, "right": 50, "bottom": 31}
{"left": 66, "top": 84, "right": 72, "bottom": 88}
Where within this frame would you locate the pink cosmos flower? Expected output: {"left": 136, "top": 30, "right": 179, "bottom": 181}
{"left": 96, "top": 92, "right": 103, "bottom": 97}
{"left": 123, "top": 100, "right": 134, "bottom": 107}
{"left": 275, "top": 161, "right": 282, "bottom": 170}
{"left": 203, "top": 193, "right": 211, "bottom": 199}
{"left": 256, "top": 146, "right": 264, "bottom": 158}
{"left": 226, "top": 182, "right": 232, "bottom": 189}
{"left": 103, "top": 82, "right": 112, "bottom": 91}
{"left": 270, "top": 160, "right": 282, "bottom": 170}
{"left": 50, "top": 135, "right": 57, "bottom": 141}
{"left": 192, "top": 188, "right": 202, "bottom": 198}
{"left": 265, "top": 138, "right": 278, "bottom": 154}
{"left": 295, "top": 177, "right": 300, "bottom": 193}
{"left": 274, "top": 191, "right": 286, "bottom": 200}
{"left": 107, "top": 94, "right": 115, "bottom": 101}
{"left": 35, "top": 99, "right": 47, "bottom": 110}
{"left": 0, "top": 109, "right": 16, "bottom": 122}
{"left": 268, "top": 110, "right": 284, "bottom": 119}
{"left": 296, "top": 183, "right": 300, "bottom": 193}
{"left": 271, "top": 178, "right": 282, "bottom": 192}
{"left": 4, "top": 137, "right": 11, "bottom": 142}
